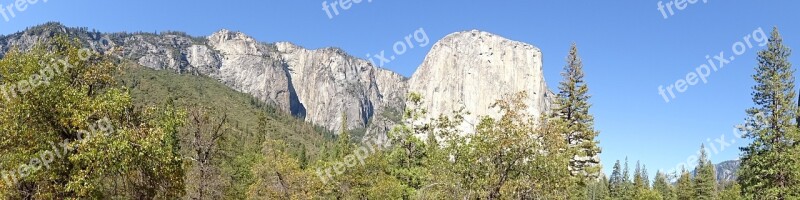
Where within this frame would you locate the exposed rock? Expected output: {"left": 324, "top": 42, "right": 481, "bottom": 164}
{"left": 1, "top": 24, "right": 555, "bottom": 144}
{"left": 409, "top": 30, "right": 553, "bottom": 133}
{"left": 276, "top": 41, "right": 407, "bottom": 133}
{"left": 715, "top": 160, "right": 740, "bottom": 183}
{"left": 207, "top": 30, "right": 302, "bottom": 116}
{"left": 185, "top": 44, "right": 222, "bottom": 75}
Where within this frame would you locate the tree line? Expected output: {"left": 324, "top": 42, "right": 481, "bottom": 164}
{"left": 0, "top": 27, "right": 797, "bottom": 199}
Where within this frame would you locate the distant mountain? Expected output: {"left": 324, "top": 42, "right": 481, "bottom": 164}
{"left": 0, "top": 22, "right": 557, "bottom": 144}
{"left": 690, "top": 160, "right": 740, "bottom": 183}
{"left": 715, "top": 160, "right": 740, "bottom": 183}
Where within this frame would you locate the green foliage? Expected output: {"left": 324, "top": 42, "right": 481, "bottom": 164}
{"left": 694, "top": 144, "right": 717, "bottom": 200}
{"left": 0, "top": 36, "right": 185, "bottom": 199}
{"left": 676, "top": 168, "right": 695, "bottom": 200}
{"left": 464, "top": 92, "right": 572, "bottom": 199}
{"left": 334, "top": 112, "right": 353, "bottom": 159}
{"left": 119, "top": 62, "right": 334, "bottom": 199}
{"left": 719, "top": 182, "right": 744, "bottom": 200}
{"left": 653, "top": 171, "right": 674, "bottom": 200}
{"left": 246, "top": 139, "right": 316, "bottom": 199}
{"left": 634, "top": 161, "right": 646, "bottom": 190}
{"left": 382, "top": 93, "right": 432, "bottom": 198}
{"left": 587, "top": 176, "right": 610, "bottom": 200}
{"left": 739, "top": 26, "right": 800, "bottom": 199}
{"left": 555, "top": 43, "right": 602, "bottom": 184}
{"left": 636, "top": 187, "right": 664, "bottom": 200}
{"left": 609, "top": 160, "right": 625, "bottom": 198}
{"left": 634, "top": 162, "right": 655, "bottom": 199}
{"left": 308, "top": 92, "right": 577, "bottom": 199}
{"left": 8, "top": 33, "right": 788, "bottom": 199}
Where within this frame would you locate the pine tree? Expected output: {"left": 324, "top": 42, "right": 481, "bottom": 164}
{"left": 587, "top": 175, "right": 610, "bottom": 200}
{"left": 634, "top": 161, "right": 645, "bottom": 190}
{"left": 248, "top": 139, "right": 315, "bottom": 199}
{"left": 621, "top": 158, "right": 634, "bottom": 199}
{"left": 676, "top": 168, "right": 695, "bottom": 200}
{"left": 642, "top": 165, "right": 650, "bottom": 190}
{"left": 634, "top": 162, "right": 654, "bottom": 199}
{"left": 739, "top": 27, "right": 800, "bottom": 199}
{"left": 694, "top": 144, "right": 717, "bottom": 199}
{"left": 719, "top": 182, "right": 744, "bottom": 200}
{"left": 385, "top": 93, "right": 431, "bottom": 198}
{"left": 299, "top": 146, "right": 308, "bottom": 169}
{"left": 334, "top": 112, "right": 352, "bottom": 158}
{"left": 653, "top": 171, "right": 674, "bottom": 200}
{"left": 609, "top": 160, "right": 625, "bottom": 198}
{"left": 556, "top": 43, "right": 602, "bottom": 180}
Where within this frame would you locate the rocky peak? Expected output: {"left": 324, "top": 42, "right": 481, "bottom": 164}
{"left": 1, "top": 24, "right": 556, "bottom": 143}
{"left": 409, "top": 30, "right": 552, "bottom": 133}
{"left": 208, "top": 29, "right": 264, "bottom": 56}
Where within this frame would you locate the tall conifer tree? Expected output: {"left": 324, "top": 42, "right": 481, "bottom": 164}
{"left": 739, "top": 27, "right": 800, "bottom": 199}
{"left": 556, "top": 43, "right": 602, "bottom": 180}
{"left": 694, "top": 144, "right": 717, "bottom": 200}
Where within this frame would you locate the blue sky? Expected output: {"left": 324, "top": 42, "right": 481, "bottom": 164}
{"left": 1, "top": 0, "right": 798, "bottom": 178}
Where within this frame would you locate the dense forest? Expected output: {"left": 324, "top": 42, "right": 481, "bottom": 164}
{"left": 0, "top": 27, "right": 798, "bottom": 199}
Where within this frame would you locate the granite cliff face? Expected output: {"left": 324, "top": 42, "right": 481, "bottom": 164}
{"left": 409, "top": 30, "right": 553, "bottom": 132}
{"left": 274, "top": 41, "right": 407, "bottom": 134}
{"left": 0, "top": 23, "right": 554, "bottom": 141}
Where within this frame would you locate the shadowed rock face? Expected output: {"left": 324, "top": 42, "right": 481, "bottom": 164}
{"left": 409, "top": 30, "right": 554, "bottom": 133}
{"left": 0, "top": 23, "right": 554, "bottom": 142}
{"left": 207, "top": 29, "right": 300, "bottom": 117}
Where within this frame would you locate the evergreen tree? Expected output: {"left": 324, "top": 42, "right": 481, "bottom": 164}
{"left": 676, "top": 168, "right": 695, "bottom": 200}
{"left": 719, "top": 182, "right": 744, "bottom": 200}
{"left": 385, "top": 93, "right": 432, "bottom": 198}
{"left": 642, "top": 165, "right": 650, "bottom": 190}
{"left": 694, "top": 144, "right": 717, "bottom": 200}
{"left": 299, "top": 146, "right": 308, "bottom": 169}
{"left": 609, "top": 160, "right": 624, "bottom": 198}
{"left": 621, "top": 158, "right": 635, "bottom": 199}
{"left": 739, "top": 27, "right": 800, "bottom": 199}
{"left": 587, "top": 175, "right": 610, "bottom": 200}
{"left": 653, "top": 171, "right": 674, "bottom": 200}
{"left": 247, "top": 139, "right": 314, "bottom": 199}
{"left": 634, "top": 162, "right": 654, "bottom": 199}
{"left": 634, "top": 161, "right": 645, "bottom": 190}
{"left": 334, "top": 112, "right": 352, "bottom": 158}
{"left": 556, "top": 43, "right": 602, "bottom": 181}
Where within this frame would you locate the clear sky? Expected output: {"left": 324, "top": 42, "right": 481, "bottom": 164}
{"left": 1, "top": 0, "right": 798, "bottom": 178}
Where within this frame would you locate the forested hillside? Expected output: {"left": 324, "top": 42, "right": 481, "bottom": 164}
{"left": 0, "top": 24, "right": 798, "bottom": 199}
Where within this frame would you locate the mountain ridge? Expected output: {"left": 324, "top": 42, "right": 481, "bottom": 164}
{"left": 0, "top": 22, "right": 554, "bottom": 142}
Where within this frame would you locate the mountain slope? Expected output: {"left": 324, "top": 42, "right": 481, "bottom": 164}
{"left": 0, "top": 22, "right": 555, "bottom": 141}
{"left": 119, "top": 62, "right": 335, "bottom": 198}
